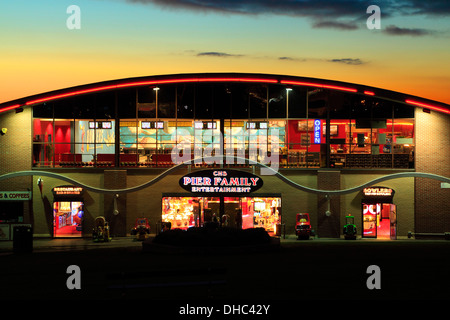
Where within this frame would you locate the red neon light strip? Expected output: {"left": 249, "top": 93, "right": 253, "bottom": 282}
{"left": 0, "top": 104, "right": 21, "bottom": 113}
{"left": 364, "top": 91, "right": 375, "bottom": 96}
{"left": 280, "top": 80, "right": 357, "bottom": 93}
{"left": 24, "top": 77, "right": 279, "bottom": 106}
{"left": 405, "top": 99, "right": 450, "bottom": 115}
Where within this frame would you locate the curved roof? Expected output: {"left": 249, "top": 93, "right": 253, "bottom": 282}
{"left": 1, "top": 72, "right": 449, "bottom": 114}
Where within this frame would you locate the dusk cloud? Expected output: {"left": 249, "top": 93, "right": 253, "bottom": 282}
{"left": 312, "top": 21, "right": 359, "bottom": 31}
{"left": 328, "top": 58, "right": 365, "bottom": 65}
{"left": 126, "top": 0, "right": 450, "bottom": 18}
{"left": 125, "top": 0, "right": 447, "bottom": 35}
{"left": 383, "top": 25, "right": 434, "bottom": 36}
{"left": 197, "top": 51, "right": 243, "bottom": 57}
{"left": 278, "top": 56, "right": 365, "bottom": 65}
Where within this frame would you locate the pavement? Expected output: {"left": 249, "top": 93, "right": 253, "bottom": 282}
{"left": 0, "top": 235, "right": 144, "bottom": 254}
{"left": 1, "top": 234, "right": 449, "bottom": 314}
{"left": 0, "top": 233, "right": 417, "bottom": 254}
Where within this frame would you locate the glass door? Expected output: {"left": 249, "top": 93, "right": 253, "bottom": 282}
{"left": 390, "top": 204, "right": 397, "bottom": 240}
{"left": 53, "top": 201, "right": 83, "bottom": 237}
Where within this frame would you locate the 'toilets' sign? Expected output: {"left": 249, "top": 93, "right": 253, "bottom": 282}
{"left": 179, "top": 170, "right": 263, "bottom": 196}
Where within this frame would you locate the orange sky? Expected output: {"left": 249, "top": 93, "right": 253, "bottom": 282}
{"left": 1, "top": 1, "right": 449, "bottom": 105}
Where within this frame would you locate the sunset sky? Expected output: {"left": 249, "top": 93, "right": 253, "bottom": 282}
{"left": 1, "top": 0, "right": 449, "bottom": 104}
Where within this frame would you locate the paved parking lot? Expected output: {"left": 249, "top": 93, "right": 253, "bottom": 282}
{"left": 1, "top": 235, "right": 449, "bottom": 312}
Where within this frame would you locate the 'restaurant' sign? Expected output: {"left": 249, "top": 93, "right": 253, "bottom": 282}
{"left": 52, "top": 186, "right": 84, "bottom": 199}
{"left": 179, "top": 170, "right": 263, "bottom": 195}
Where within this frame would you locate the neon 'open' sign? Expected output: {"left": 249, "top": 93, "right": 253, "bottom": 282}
{"left": 314, "top": 119, "right": 321, "bottom": 144}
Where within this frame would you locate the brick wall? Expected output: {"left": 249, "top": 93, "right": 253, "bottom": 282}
{"left": 104, "top": 170, "right": 127, "bottom": 236}
{"left": 415, "top": 108, "right": 450, "bottom": 234}
{"left": 317, "top": 170, "right": 341, "bottom": 237}
{"left": 0, "top": 108, "right": 32, "bottom": 189}
{"left": 0, "top": 108, "right": 32, "bottom": 223}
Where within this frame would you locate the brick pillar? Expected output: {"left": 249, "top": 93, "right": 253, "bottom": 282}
{"left": 415, "top": 109, "right": 450, "bottom": 235}
{"left": 104, "top": 170, "right": 127, "bottom": 237}
{"left": 0, "top": 108, "right": 32, "bottom": 224}
{"left": 317, "top": 170, "right": 341, "bottom": 238}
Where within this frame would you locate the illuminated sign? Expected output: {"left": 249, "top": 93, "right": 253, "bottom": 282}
{"left": 141, "top": 121, "right": 164, "bottom": 129}
{"left": 246, "top": 121, "right": 268, "bottom": 129}
{"left": 314, "top": 119, "right": 321, "bottom": 144}
{"left": 363, "top": 187, "right": 394, "bottom": 197}
{"left": 52, "top": 186, "right": 84, "bottom": 197}
{"left": 89, "top": 121, "right": 112, "bottom": 129}
{"left": 179, "top": 170, "right": 263, "bottom": 195}
{"left": 193, "top": 121, "right": 217, "bottom": 129}
{"left": 0, "top": 191, "right": 32, "bottom": 201}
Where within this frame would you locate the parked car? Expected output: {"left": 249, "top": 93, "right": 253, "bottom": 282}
{"left": 295, "top": 213, "right": 312, "bottom": 240}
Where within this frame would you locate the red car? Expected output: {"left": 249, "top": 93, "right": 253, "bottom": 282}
{"left": 295, "top": 213, "right": 311, "bottom": 240}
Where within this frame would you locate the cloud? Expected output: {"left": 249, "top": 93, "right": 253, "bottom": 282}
{"left": 394, "top": 0, "right": 450, "bottom": 16}
{"left": 278, "top": 56, "right": 365, "bottom": 65}
{"left": 124, "top": 0, "right": 448, "bottom": 36}
{"left": 127, "top": 0, "right": 367, "bottom": 17}
{"left": 383, "top": 25, "right": 434, "bottom": 36}
{"left": 126, "top": 0, "right": 450, "bottom": 18}
{"left": 328, "top": 58, "right": 365, "bottom": 65}
{"left": 190, "top": 51, "right": 365, "bottom": 66}
{"left": 197, "top": 51, "right": 243, "bottom": 57}
{"left": 278, "top": 56, "right": 307, "bottom": 61}
{"left": 312, "top": 21, "right": 358, "bottom": 30}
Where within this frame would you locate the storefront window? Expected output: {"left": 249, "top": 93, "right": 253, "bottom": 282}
{"left": 268, "top": 85, "right": 286, "bottom": 119}
{"left": 328, "top": 118, "right": 414, "bottom": 168}
{"left": 33, "top": 118, "right": 55, "bottom": 167}
{"left": 31, "top": 83, "right": 415, "bottom": 170}
{"left": 161, "top": 196, "right": 281, "bottom": 234}
{"left": 176, "top": 84, "right": 195, "bottom": 119}
{"left": 287, "top": 119, "right": 321, "bottom": 168}
{"left": 392, "top": 119, "right": 414, "bottom": 168}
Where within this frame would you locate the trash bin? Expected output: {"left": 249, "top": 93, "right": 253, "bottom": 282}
{"left": 13, "top": 225, "right": 33, "bottom": 253}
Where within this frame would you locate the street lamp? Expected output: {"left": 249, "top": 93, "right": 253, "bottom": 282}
{"left": 153, "top": 87, "right": 159, "bottom": 119}
{"left": 153, "top": 87, "right": 160, "bottom": 163}
{"left": 286, "top": 88, "right": 292, "bottom": 158}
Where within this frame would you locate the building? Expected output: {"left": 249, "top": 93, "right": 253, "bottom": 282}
{"left": 0, "top": 73, "right": 449, "bottom": 240}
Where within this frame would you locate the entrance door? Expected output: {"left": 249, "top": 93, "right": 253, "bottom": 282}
{"left": 362, "top": 202, "right": 396, "bottom": 239}
{"left": 389, "top": 204, "right": 397, "bottom": 240}
{"left": 53, "top": 201, "right": 84, "bottom": 237}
